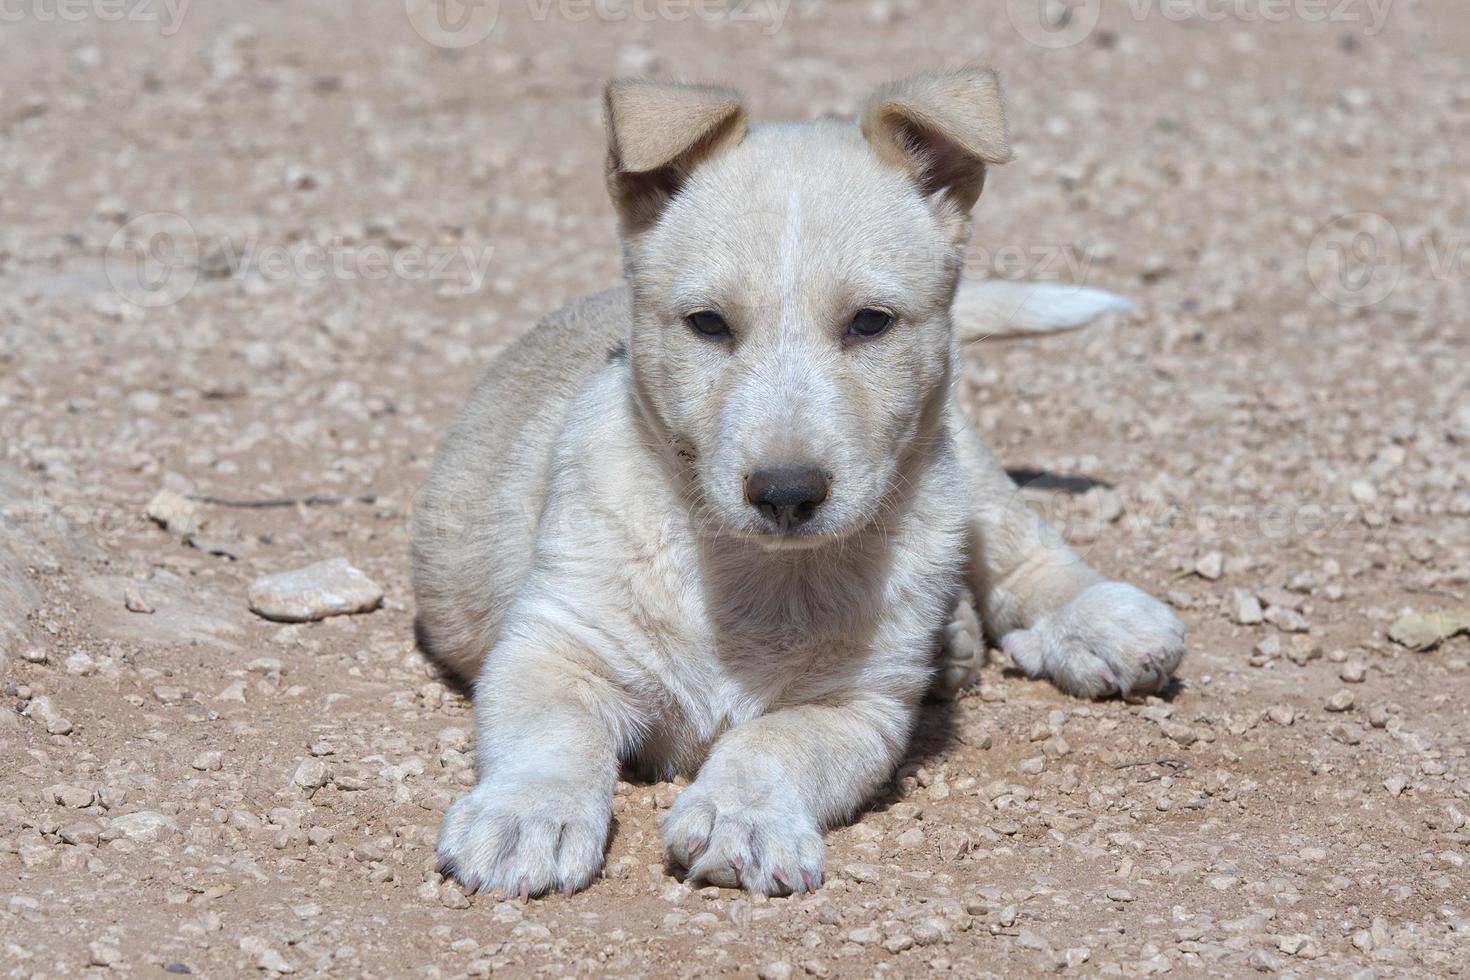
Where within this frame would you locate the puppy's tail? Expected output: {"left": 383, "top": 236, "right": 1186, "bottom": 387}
{"left": 952, "top": 279, "right": 1135, "bottom": 343}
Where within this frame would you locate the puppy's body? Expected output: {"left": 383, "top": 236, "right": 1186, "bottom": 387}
{"left": 416, "top": 76, "right": 1186, "bottom": 898}
{"left": 418, "top": 282, "right": 966, "bottom": 771}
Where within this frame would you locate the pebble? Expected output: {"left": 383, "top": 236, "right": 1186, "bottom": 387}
{"left": 24, "top": 695, "right": 73, "bottom": 735}
{"left": 59, "top": 821, "right": 101, "bottom": 845}
{"left": 1339, "top": 661, "right": 1367, "bottom": 683}
{"left": 290, "top": 758, "right": 332, "bottom": 793}
{"left": 1230, "top": 589, "right": 1264, "bottom": 625}
{"left": 439, "top": 882, "right": 471, "bottom": 910}
{"left": 1058, "top": 947, "right": 1092, "bottom": 969}
{"left": 145, "top": 489, "right": 200, "bottom": 535}
{"left": 1254, "top": 634, "right": 1280, "bottom": 662}
{"left": 89, "top": 942, "right": 122, "bottom": 967}
{"left": 912, "top": 921, "right": 945, "bottom": 946}
{"left": 257, "top": 949, "right": 294, "bottom": 973}
{"left": 1325, "top": 690, "right": 1355, "bottom": 712}
{"left": 1194, "top": 551, "right": 1224, "bottom": 580}
{"left": 1160, "top": 720, "right": 1197, "bottom": 746}
{"left": 110, "top": 811, "right": 179, "bottom": 842}
{"left": 895, "top": 827, "right": 926, "bottom": 849}
{"left": 1264, "top": 606, "right": 1311, "bottom": 633}
{"left": 1248, "top": 948, "right": 1285, "bottom": 972}
{"left": 1384, "top": 774, "right": 1409, "bottom": 797}
{"left": 1266, "top": 704, "right": 1295, "bottom": 726}
{"left": 248, "top": 558, "right": 384, "bottom": 623}
{"left": 192, "top": 751, "right": 224, "bottom": 772}
{"left": 48, "top": 783, "right": 96, "bottom": 808}
{"left": 124, "top": 586, "right": 155, "bottom": 614}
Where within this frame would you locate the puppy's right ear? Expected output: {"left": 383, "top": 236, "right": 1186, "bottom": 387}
{"left": 604, "top": 79, "right": 748, "bottom": 235}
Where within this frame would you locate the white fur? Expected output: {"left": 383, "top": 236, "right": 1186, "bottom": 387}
{"left": 413, "top": 72, "right": 1186, "bottom": 900}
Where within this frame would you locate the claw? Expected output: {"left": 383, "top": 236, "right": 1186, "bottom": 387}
{"left": 462, "top": 876, "right": 480, "bottom": 897}
{"left": 434, "top": 855, "right": 450, "bottom": 876}
{"left": 773, "top": 869, "right": 791, "bottom": 893}
{"left": 561, "top": 880, "right": 576, "bottom": 897}
{"left": 518, "top": 878, "right": 531, "bottom": 902}
{"left": 801, "top": 869, "right": 821, "bottom": 893}
{"left": 730, "top": 854, "right": 744, "bottom": 872}
{"left": 686, "top": 834, "right": 706, "bottom": 861}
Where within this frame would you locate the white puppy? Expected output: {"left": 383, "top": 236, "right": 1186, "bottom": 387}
{"left": 413, "top": 69, "right": 1186, "bottom": 899}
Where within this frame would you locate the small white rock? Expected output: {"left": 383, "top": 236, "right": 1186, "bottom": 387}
{"left": 290, "top": 758, "right": 332, "bottom": 793}
{"left": 257, "top": 949, "right": 294, "bottom": 973}
{"left": 1230, "top": 589, "right": 1264, "bottom": 625}
{"left": 110, "top": 811, "right": 179, "bottom": 842}
{"left": 191, "top": 751, "right": 224, "bottom": 772}
{"left": 248, "top": 558, "right": 383, "bottom": 623}
{"left": 145, "top": 490, "right": 200, "bottom": 535}
{"left": 1194, "top": 551, "right": 1224, "bottom": 580}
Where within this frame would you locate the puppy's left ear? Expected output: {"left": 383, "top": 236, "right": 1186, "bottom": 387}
{"left": 862, "top": 68, "right": 1013, "bottom": 232}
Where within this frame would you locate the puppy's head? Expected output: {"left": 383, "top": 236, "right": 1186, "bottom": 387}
{"left": 606, "top": 70, "right": 1011, "bottom": 549}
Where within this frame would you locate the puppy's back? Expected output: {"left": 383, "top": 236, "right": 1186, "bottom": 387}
{"left": 411, "top": 288, "right": 631, "bottom": 678}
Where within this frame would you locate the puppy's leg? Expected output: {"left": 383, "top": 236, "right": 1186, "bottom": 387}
{"left": 436, "top": 629, "right": 635, "bottom": 898}
{"left": 663, "top": 694, "right": 908, "bottom": 895}
{"left": 951, "top": 406, "right": 1186, "bottom": 698}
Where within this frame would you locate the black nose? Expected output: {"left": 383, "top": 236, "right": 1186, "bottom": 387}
{"left": 745, "top": 466, "right": 831, "bottom": 529}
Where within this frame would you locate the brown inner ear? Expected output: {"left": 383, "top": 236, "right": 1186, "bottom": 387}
{"left": 608, "top": 104, "right": 746, "bottom": 236}
{"left": 881, "top": 110, "right": 988, "bottom": 213}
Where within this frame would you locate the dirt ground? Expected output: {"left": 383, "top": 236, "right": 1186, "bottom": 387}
{"left": 3, "top": 0, "right": 1469, "bottom": 976}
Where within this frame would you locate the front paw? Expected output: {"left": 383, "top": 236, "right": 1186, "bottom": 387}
{"left": 1002, "top": 581, "right": 1186, "bottom": 698}
{"left": 662, "top": 769, "right": 824, "bottom": 896}
{"left": 436, "top": 776, "right": 610, "bottom": 899}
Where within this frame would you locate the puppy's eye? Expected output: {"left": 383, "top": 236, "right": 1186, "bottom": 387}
{"left": 849, "top": 308, "right": 894, "bottom": 339}
{"left": 686, "top": 311, "right": 731, "bottom": 339}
